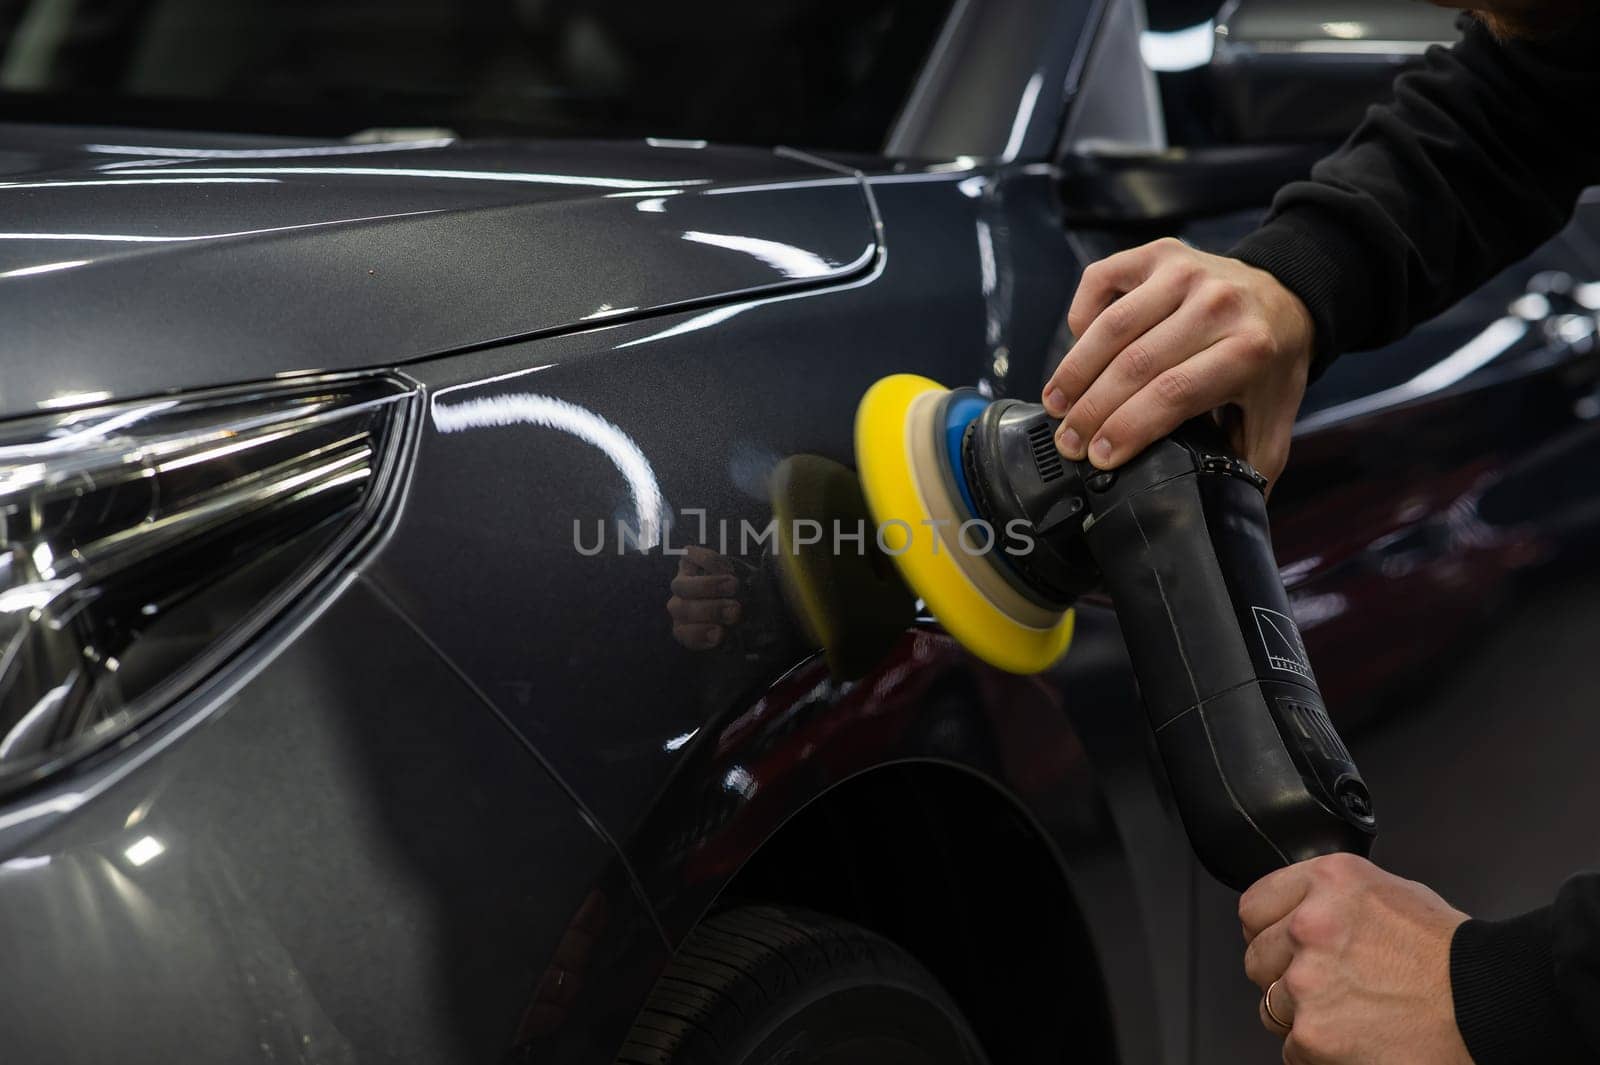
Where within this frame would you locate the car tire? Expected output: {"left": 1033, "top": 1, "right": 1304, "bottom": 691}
{"left": 615, "top": 904, "right": 989, "bottom": 1065}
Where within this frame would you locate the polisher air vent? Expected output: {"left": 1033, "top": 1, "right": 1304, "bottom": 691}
{"left": 1028, "top": 422, "right": 1064, "bottom": 482}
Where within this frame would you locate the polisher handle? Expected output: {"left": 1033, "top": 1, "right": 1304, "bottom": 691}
{"left": 1078, "top": 433, "right": 1376, "bottom": 891}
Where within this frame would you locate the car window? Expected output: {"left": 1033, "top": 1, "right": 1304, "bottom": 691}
{"left": 0, "top": 0, "right": 954, "bottom": 150}
{"left": 1135, "top": 0, "right": 1460, "bottom": 148}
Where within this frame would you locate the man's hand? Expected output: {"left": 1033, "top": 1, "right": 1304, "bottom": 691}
{"left": 1043, "top": 238, "right": 1315, "bottom": 486}
{"left": 667, "top": 545, "right": 741, "bottom": 650}
{"left": 1240, "top": 853, "right": 1472, "bottom": 1064}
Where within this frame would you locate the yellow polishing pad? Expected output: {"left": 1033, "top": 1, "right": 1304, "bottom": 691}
{"left": 770, "top": 454, "right": 915, "bottom": 681}
{"left": 853, "top": 374, "right": 1074, "bottom": 675}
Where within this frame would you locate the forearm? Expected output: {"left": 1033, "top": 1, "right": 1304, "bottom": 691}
{"left": 1452, "top": 873, "right": 1600, "bottom": 1062}
{"left": 1232, "top": 14, "right": 1600, "bottom": 367}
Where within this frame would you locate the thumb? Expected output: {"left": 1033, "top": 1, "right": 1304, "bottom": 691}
{"left": 1216, "top": 403, "right": 1245, "bottom": 453}
{"left": 1217, "top": 403, "right": 1289, "bottom": 494}
{"left": 1245, "top": 412, "right": 1293, "bottom": 494}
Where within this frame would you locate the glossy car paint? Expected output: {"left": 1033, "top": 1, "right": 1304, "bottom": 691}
{"left": 0, "top": 576, "right": 670, "bottom": 1064}
{"left": 1, "top": 2, "right": 1599, "bottom": 1064}
{"left": 0, "top": 126, "right": 1149, "bottom": 1061}
{"left": 369, "top": 157, "right": 1185, "bottom": 1060}
{"left": 0, "top": 128, "right": 874, "bottom": 414}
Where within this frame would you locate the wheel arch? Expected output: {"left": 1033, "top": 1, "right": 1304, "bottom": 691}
{"left": 620, "top": 632, "right": 1163, "bottom": 1063}
{"left": 722, "top": 759, "right": 1118, "bottom": 1064}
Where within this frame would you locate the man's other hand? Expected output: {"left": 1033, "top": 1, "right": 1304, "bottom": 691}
{"left": 1043, "top": 238, "right": 1315, "bottom": 487}
{"left": 1240, "top": 853, "right": 1472, "bottom": 1065}
{"left": 668, "top": 545, "right": 741, "bottom": 650}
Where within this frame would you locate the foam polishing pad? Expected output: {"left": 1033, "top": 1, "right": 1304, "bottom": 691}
{"left": 853, "top": 374, "right": 1074, "bottom": 674}
{"left": 770, "top": 454, "right": 915, "bottom": 679}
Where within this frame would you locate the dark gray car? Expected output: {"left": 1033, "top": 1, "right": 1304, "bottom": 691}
{"left": 3, "top": 2, "right": 1599, "bottom": 1063}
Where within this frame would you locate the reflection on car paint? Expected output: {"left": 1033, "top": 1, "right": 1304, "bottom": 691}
{"left": 680, "top": 230, "right": 841, "bottom": 277}
{"left": 431, "top": 392, "right": 668, "bottom": 551}
{"left": 105, "top": 166, "right": 711, "bottom": 191}
{"left": 1296, "top": 316, "right": 1530, "bottom": 431}
{"left": 85, "top": 138, "right": 459, "bottom": 159}
{"left": 0, "top": 258, "right": 88, "bottom": 279}
{"left": 0, "top": 177, "right": 280, "bottom": 189}
{"left": 0, "top": 209, "right": 443, "bottom": 244}
{"left": 0, "top": 135, "right": 887, "bottom": 412}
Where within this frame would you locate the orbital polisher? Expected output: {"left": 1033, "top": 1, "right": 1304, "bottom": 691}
{"left": 854, "top": 374, "right": 1377, "bottom": 890}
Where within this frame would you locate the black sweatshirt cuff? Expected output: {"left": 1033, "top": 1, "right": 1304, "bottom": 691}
{"left": 1451, "top": 908, "right": 1582, "bottom": 1064}
{"left": 1228, "top": 212, "right": 1379, "bottom": 378}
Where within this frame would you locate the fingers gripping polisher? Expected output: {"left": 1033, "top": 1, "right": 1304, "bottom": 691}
{"left": 854, "top": 375, "right": 1376, "bottom": 890}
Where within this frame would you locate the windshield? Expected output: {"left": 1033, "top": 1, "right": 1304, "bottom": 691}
{"left": 0, "top": 0, "right": 953, "bottom": 151}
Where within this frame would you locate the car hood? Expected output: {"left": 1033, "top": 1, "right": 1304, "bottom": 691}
{"left": 0, "top": 125, "right": 877, "bottom": 416}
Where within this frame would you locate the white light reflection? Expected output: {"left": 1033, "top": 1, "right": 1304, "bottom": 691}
{"left": 615, "top": 233, "right": 882, "bottom": 351}
{"left": 1002, "top": 73, "right": 1044, "bottom": 162}
{"left": 1288, "top": 38, "right": 1435, "bottom": 54}
{"left": 1289, "top": 591, "right": 1349, "bottom": 628}
{"left": 1297, "top": 317, "right": 1528, "bottom": 432}
{"left": 606, "top": 188, "right": 687, "bottom": 200}
{"left": 975, "top": 220, "right": 997, "bottom": 297}
{"left": 86, "top": 138, "right": 456, "bottom": 159}
{"left": 1320, "top": 21, "right": 1368, "bottom": 39}
{"left": 0, "top": 178, "right": 279, "bottom": 190}
{"left": 925, "top": 156, "right": 980, "bottom": 173}
{"left": 1278, "top": 555, "right": 1323, "bottom": 584}
{"left": 123, "top": 836, "right": 165, "bottom": 866}
{"left": 107, "top": 166, "right": 708, "bottom": 191}
{"left": 663, "top": 727, "right": 699, "bottom": 752}
{"left": 1141, "top": 20, "right": 1216, "bottom": 71}
{"left": 1510, "top": 293, "right": 1551, "bottom": 321}
{"left": 1556, "top": 314, "right": 1597, "bottom": 347}
{"left": 0, "top": 792, "right": 84, "bottom": 833}
{"left": 155, "top": 425, "right": 296, "bottom": 473}
{"left": 0, "top": 679, "right": 71, "bottom": 759}
{"left": 1, "top": 259, "right": 89, "bottom": 279}
{"left": 1401, "top": 317, "right": 1528, "bottom": 393}
{"left": 0, "top": 577, "right": 78, "bottom": 614}
{"left": 616, "top": 304, "right": 749, "bottom": 349}
{"left": 124, "top": 799, "right": 152, "bottom": 828}
{"left": 432, "top": 393, "right": 666, "bottom": 550}
{"left": 645, "top": 137, "right": 708, "bottom": 149}
{"left": 436, "top": 363, "right": 556, "bottom": 394}
{"left": 0, "top": 401, "right": 175, "bottom": 460}
{"left": 723, "top": 766, "right": 757, "bottom": 798}
{"left": 37, "top": 388, "right": 112, "bottom": 408}
{"left": 0, "top": 232, "right": 185, "bottom": 243}
{"left": 700, "top": 177, "right": 857, "bottom": 197}
{"left": 0, "top": 854, "right": 49, "bottom": 872}
{"left": 580, "top": 304, "right": 638, "bottom": 320}
{"left": 681, "top": 230, "right": 835, "bottom": 278}
{"left": 0, "top": 208, "right": 442, "bottom": 245}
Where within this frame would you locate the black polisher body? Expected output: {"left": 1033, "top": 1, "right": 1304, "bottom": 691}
{"left": 964, "top": 398, "right": 1377, "bottom": 891}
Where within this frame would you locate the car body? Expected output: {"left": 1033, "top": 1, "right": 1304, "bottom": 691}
{"left": 2, "top": 1, "right": 1599, "bottom": 1063}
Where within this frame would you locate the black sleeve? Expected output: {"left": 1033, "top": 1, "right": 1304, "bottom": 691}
{"left": 1451, "top": 873, "right": 1600, "bottom": 1062}
{"left": 1229, "top": 14, "right": 1600, "bottom": 369}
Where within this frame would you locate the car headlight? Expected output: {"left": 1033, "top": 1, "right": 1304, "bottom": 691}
{"left": 0, "top": 376, "right": 415, "bottom": 793}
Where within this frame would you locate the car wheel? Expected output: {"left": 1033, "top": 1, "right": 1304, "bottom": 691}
{"left": 616, "top": 904, "right": 989, "bottom": 1065}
